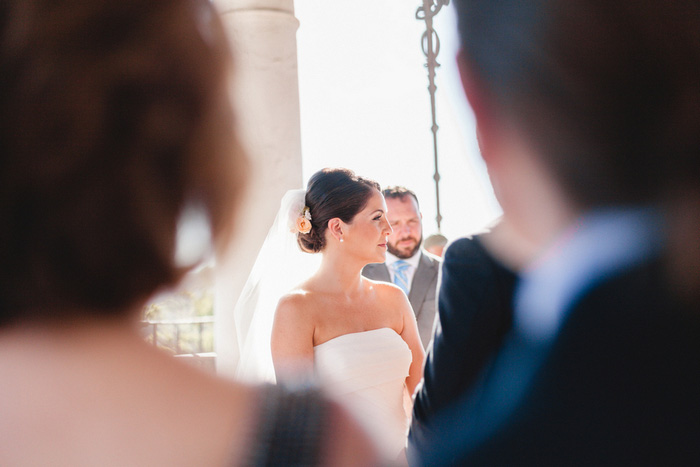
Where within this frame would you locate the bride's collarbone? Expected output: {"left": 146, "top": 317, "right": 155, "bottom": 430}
{"left": 313, "top": 303, "right": 402, "bottom": 337}
{"left": 311, "top": 296, "right": 389, "bottom": 317}
{"left": 309, "top": 282, "right": 394, "bottom": 307}
{"left": 303, "top": 285, "right": 402, "bottom": 327}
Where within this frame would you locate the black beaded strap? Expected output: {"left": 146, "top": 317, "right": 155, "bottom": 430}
{"left": 246, "top": 383, "right": 328, "bottom": 467}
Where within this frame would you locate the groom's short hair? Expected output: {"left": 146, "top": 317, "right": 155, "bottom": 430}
{"left": 453, "top": 0, "right": 700, "bottom": 208}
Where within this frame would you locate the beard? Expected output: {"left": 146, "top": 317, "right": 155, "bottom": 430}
{"left": 387, "top": 234, "right": 422, "bottom": 259}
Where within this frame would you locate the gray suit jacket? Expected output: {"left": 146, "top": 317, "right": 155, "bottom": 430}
{"left": 362, "top": 251, "right": 441, "bottom": 349}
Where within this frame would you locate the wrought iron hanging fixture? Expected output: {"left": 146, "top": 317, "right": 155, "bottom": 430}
{"left": 416, "top": 0, "right": 450, "bottom": 232}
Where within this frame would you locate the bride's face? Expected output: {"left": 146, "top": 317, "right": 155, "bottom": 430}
{"left": 342, "top": 190, "right": 393, "bottom": 264}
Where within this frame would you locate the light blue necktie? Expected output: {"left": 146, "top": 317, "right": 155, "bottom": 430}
{"left": 392, "top": 260, "right": 410, "bottom": 295}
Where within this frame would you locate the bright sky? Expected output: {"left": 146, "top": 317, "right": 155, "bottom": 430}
{"left": 294, "top": 1, "right": 502, "bottom": 242}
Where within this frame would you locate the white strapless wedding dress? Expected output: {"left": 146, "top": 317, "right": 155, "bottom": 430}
{"left": 314, "top": 327, "right": 412, "bottom": 458}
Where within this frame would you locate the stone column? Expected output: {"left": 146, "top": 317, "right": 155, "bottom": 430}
{"left": 213, "top": 0, "right": 303, "bottom": 378}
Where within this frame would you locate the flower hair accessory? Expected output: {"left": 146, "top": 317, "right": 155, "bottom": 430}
{"left": 292, "top": 206, "right": 312, "bottom": 234}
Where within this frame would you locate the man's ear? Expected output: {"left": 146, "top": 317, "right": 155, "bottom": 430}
{"left": 456, "top": 49, "right": 499, "bottom": 168}
{"left": 457, "top": 49, "right": 487, "bottom": 124}
{"left": 327, "top": 218, "right": 344, "bottom": 242}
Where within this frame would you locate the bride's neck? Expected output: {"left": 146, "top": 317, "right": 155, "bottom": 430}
{"left": 313, "top": 251, "right": 365, "bottom": 295}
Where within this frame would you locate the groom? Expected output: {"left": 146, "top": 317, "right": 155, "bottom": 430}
{"left": 408, "top": 1, "right": 700, "bottom": 465}
{"left": 362, "top": 186, "right": 440, "bottom": 350}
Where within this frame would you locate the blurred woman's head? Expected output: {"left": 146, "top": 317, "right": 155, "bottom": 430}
{"left": 454, "top": 0, "right": 700, "bottom": 209}
{"left": 297, "top": 168, "right": 381, "bottom": 253}
{"left": 0, "top": 0, "right": 246, "bottom": 325}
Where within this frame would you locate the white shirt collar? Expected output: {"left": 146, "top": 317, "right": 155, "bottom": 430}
{"left": 514, "top": 207, "right": 664, "bottom": 343}
{"left": 386, "top": 250, "right": 421, "bottom": 269}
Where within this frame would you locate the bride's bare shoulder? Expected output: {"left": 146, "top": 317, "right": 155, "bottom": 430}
{"left": 273, "top": 293, "right": 311, "bottom": 336}
{"left": 275, "top": 286, "right": 319, "bottom": 316}
{"left": 363, "top": 277, "right": 407, "bottom": 304}
{"left": 364, "top": 276, "right": 402, "bottom": 294}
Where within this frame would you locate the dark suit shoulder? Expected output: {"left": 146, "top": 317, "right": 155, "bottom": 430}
{"left": 443, "top": 236, "right": 493, "bottom": 265}
{"left": 454, "top": 259, "right": 700, "bottom": 465}
{"left": 440, "top": 237, "right": 517, "bottom": 314}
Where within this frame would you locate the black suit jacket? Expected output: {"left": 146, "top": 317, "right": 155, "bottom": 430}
{"left": 362, "top": 251, "right": 440, "bottom": 349}
{"left": 410, "top": 236, "right": 517, "bottom": 439}
{"left": 409, "top": 255, "right": 700, "bottom": 466}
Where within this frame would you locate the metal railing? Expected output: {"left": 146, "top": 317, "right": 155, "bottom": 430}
{"left": 141, "top": 315, "right": 214, "bottom": 356}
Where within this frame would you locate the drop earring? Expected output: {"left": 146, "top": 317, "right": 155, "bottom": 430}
{"left": 339, "top": 237, "right": 344, "bottom": 243}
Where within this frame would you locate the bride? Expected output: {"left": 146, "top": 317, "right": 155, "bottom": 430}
{"left": 235, "top": 168, "right": 425, "bottom": 460}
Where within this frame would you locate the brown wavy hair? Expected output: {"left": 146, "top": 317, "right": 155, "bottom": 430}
{"left": 0, "top": 0, "right": 246, "bottom": 324}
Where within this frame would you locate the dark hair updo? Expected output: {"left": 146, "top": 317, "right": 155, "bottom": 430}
{"left": 297, "top": 168, "right": 381, "bottom": 253}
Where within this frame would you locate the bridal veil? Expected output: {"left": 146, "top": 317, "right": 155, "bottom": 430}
{"left": 233, "top": 189, "right": 321, "bottom": 383}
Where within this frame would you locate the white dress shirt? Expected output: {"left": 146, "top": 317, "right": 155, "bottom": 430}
{"left": 515, "top": 207, "right": 663, "bottom": 342}
{"left": 386, "top": 250, "right": 421, "bottom": 293}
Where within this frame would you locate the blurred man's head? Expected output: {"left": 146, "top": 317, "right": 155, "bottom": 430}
{"left": 454, "top": 0, "right": 700, "bottom": 206}
{"left": 453, "top": 0, "right": 700, "bottom": 252}
{"left": 383, "top": 187, "right": 422, "bottom": 259}
{"left": 424, "top": 233, "right": 448, "bottom": 257}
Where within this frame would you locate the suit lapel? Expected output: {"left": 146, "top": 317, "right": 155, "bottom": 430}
{"left": 364, "top": 263, "right": 391, "bottom": 282}
{"left": 409, "top": 252, "right": 438, "bottom": 315}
